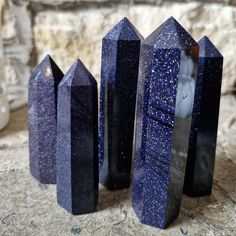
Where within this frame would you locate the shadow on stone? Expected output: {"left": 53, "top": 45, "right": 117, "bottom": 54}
{"left": 97, "top": 185, "right": 131, "bottom": 211}
{"left": 213, "top": 156, "right": 236, "bottom": 205}
{"left": 171, "top": 152, "right": 236, "bottom": 228}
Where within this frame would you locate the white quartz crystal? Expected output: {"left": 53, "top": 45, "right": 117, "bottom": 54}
{"left": 0, "top": 27, "right": 10, "bottom": 130}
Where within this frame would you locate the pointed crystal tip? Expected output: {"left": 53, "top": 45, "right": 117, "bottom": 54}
{"left": 31, "top": 55, "right": 64, "bottom": 82}
{"left": 144, "top": 16, "right": 197, "bottom": 49}
{"left": 103, "top": 17, "right": 143, "bottom": 41}
{"left": 198, "top": 36, "right": 223, "bottom": 58}
{"left": 59, "top": 59, "right": 97, "bottom": 87}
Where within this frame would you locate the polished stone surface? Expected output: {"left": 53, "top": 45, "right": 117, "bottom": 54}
{"left": 99, "top": 17, "right": 143, "bottom": 190}
{"left": 28, "top": 55, "right": 63, "bottom": 184}
{"left": 57, "top": 59, "right": 98, "bottom": 214}
{"left": 184, "top": 36, "right": 223, "bottom": 197}
{"left": 132, "top": 17, "right": 199, "bottom": 229}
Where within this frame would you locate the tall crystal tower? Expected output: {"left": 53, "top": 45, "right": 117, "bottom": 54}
{"left": 57, "top": 59, "right": 98, "bottom": 214}
{"left": 28, "top": 55, "right": 63, "bottom": 184}
{"left": 184, "top": 36, "right": 223, "bottom": 197}
{"left": 132, "top": 17, "right": 199, "bottom": 228}
{"left": 99, "top": 17, "right": 143, "bottom": 190}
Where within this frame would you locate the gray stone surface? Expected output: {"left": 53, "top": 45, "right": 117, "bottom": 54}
{"left": 0, "top": 95, "right": 236, "bottom": 235}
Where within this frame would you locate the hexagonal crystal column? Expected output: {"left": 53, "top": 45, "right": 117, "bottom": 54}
{"left": 132, "top": 17, "right": 199, "bottom": 228}
{"left": 57, "top": 59, "right": 98, "bottom": 214}
{"left": 184, "top": 36, "right": 223, "bottom": 197}
{"left": 28, "top": 55, "right": 63, "bottom": 184}
{"left": 99, "top": 17, "right": 143, "bottom": 190}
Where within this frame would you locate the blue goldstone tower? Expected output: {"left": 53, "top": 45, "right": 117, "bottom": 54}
{"left": 99, "top": 17, "right": 143, "bottom": 190}
{"left": 57, "top": 59, "right": 98, "bottom": 214}
{"left": 28, "top": 55, "right": 64, "bottom": 184}
{"left": 184, "top": 36, "right": 223, "bottom": 197}
{"left": 132, "top": 17, "right": 199, "bottom": 228}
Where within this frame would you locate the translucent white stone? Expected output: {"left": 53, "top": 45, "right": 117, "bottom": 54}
{"left": 0, "top": 29, "right": 10, "bottom": 130}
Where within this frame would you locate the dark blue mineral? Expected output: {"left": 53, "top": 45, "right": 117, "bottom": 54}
{"left": 56, "top": 59, "right": 98, "bottom": 214}
{"left": 132, "top": 17, "right": 199, "bottom": 228}
{"left": 28, "top": 55, "right": 64, "bottom": 184}
{"left": 184, "top": 36, "right": 223, "bottom": 197}
{"left": 99, "top": 17, "right": 143, "bottom": 190}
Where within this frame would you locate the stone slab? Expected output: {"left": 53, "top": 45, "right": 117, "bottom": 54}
{"left": 0, "top": 96, "right": 236, "bottom": 235}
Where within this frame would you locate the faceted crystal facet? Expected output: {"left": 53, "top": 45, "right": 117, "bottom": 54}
{"left": 57, "top": 59, "right": 98, "bottom": 214}
{"left": 184, "top": 36, "right": 223, "bottom": 197}
{"left": 28, "top": 55, "right": 64, "bottom": 184}
{"left": 99, "top": 17, "right": 143, "bottom": 190}
{"left": 132, "top": 17, "right": 199, "bottom": 228}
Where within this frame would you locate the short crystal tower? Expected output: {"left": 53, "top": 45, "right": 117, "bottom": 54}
{"left": 28, "top": 55, "right": 63, "bottom": 184}
{"left": 184, "top": 36, "right": 223, "bottom": 197}
{"left": 57, "top": 59, "right": 98, "bottom": 214}
{"left": 132, "top": 17, "right": 199, "bottom": 228}
{"left": 99, "top": 17, "right": 143, "bottom": 190}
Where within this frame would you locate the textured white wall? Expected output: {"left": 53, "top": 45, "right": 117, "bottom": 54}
{"left": 1, "top": 0, "right": 236, "bottom": 107}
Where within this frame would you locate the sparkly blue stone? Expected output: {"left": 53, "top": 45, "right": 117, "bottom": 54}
{"left": 99, "top": 17, "right": 143, "bottom": 190}
{"left": 28, "top": 55, "right": 64, "bottom": 184}
{"left": 184, "top": 36, "right": 223, "bottom": 197}
{"left": 132, "top": 17, "right": 199, "bottom": 228}
{"left": 56, "top": 59, "right": 98, "bottom": 214}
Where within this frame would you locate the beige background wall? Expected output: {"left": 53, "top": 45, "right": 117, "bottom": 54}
{"left": 0, "top": 2, "right": 236, "bottom": 235}
{"left": 1, "top": 0, "right": 236, "bottom": 104}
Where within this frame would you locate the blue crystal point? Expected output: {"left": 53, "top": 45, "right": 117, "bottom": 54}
{"left": 198, "top": 36, "right": 223, "bottom": 58}
{"left": 57, "top": 59, "right": 98, "bottom": 215}
{"left": 104, "top": 17, "right": 143, "bottom": 41}
{"left": 31, "top": 55, "right": 63, "bottom": 83}
{"left": 28, "top": 55, "right": 64, "bottom": 184}
{"left": 145, "top": 16, "right": 198, "bottom": 49}
{"left": 184, "top": 36, "right": 223, "bottom": 197}
{"left": 132, "top": 18, "right": 199, "bottom": 228}
{"left": 60, "top": 59, "right": 96, "bottom": 87}
{"left": 99, "top": 18, "right": 143, "bottom": 190}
